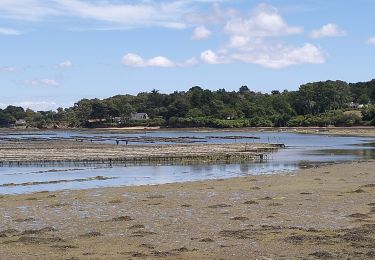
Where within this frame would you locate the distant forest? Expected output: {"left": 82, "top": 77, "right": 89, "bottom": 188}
{"left": 1, "top": 79, "right": 375, "bottom": 128}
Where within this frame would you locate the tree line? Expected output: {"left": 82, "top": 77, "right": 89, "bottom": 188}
{"left": 1, "top": 79, "right": 375, "bottom": 129}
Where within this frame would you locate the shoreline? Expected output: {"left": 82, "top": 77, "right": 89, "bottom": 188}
{"left": 1, "top": 126, "right": 375, "bottom": 137}
{"left": 0, "top": 160, "right": 374, "bottom": 259}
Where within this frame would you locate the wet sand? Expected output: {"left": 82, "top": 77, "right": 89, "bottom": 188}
{"left": 0, "top": 160, "right": 374, "bottom": 259}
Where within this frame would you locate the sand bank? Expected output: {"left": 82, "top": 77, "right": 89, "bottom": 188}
{"left": 0, "top": 141, "right": 280, "bottom": 165}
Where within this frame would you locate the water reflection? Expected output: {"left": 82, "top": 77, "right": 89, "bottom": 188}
{"left": 0, "top": 131, "right": 374, "bottom": 194}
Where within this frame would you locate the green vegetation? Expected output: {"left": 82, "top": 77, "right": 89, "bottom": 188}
{"left": 1, "top": 79, "right": 375, "bottom": 128}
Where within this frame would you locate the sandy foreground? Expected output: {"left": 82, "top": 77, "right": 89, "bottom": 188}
{"left": 0, "top": 161, "right": 374, "bottom": 259}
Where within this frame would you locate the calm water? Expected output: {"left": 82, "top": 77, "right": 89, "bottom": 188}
{"left": 0, "top": 130, "right": 374, "bottom": 194}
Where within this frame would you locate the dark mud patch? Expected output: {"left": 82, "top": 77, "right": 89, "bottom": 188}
{"left": 181, "top": 204, "right": 192, "bottom": 207}
{"left": 14, "top": 217, "right": 36, "bottom": 223}
{"left": 230, "top": 216, "right": 249, "bottom": 221}
{"left": 51, "top": 244, "right": 79, "bottom": 250}
{"left": 130, "top": 252, "right": 148, "bottom": 258}
{"left": 16, "top": 236, "right": 64, "bottom": 244}
{"left": 348, "top": 188, "right": 366, "bottom": 194}
{"left": 147, "top": 195, "right": 165, "bottom": 199}
{"left": 0, "top": 229, "right": 19, "bottom": 238}
{"left": 244, "top": 200, "right": 259, "bottom": 205}
{"left": 268, "top": 202, "right": 283, "bottom": 207}
{"left": 346, "top": 213, "right": 370, "bottom": 219}
{"left": 208, "top": 203, "right": 232, "bottom": 209}
{"left": 0, "top": 176, "right": 117, "bottom": 187}
{"left": 361, "top": 183, "right": 375, "bottom": 188}
{"left": 79, "top": 231, "right": 102, "bottom": 238}
{"left": 108, "top": 199, "right": 123, "bottom": 204}
{"left": 139, "top": 243, "right": 155, "bottom": 249}
{"left": 309, "top": 251, "right": 333, "bottom": 259}
{"left": 284, "top": 224, "right": 375, "bottom": 253}
{"left": 129, "top": 224, "right": 145, "bottom": 229}
{"left": 25, "top": 197, "right": 38, "bottom": 201}
{"left": 148, "top": 202, "right": 162, "bottom": 206}
{"left": 151, "top": 250, "right": 177, "bottom": 257}
{"left": 111, "top": 216, "right": 133, "bottom": 222}
{"left": 200, "top": 238, "right": 214, "bottom": 242}
{"left": 173, "top": 247, "right": 190, "bottom": 252}
{"left": 337, "top": 224, "right": 375, "bottom": 248}
{"left": 47, "top": 203, "right": 69, "bottom": 208}
{"left": 21, "top": 227, "right": 57, "bottom": 235}
{"left": 285, "top": 234, "right": 330, "bottom": 245}
{"left": 260, "top": 196, "right": 273, "bottom": 200}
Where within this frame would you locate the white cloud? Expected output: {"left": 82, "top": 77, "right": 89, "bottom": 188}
{"left": 197, "top": 4, "right": 325, "bottom": 69}
{"left": 58, "top": 60, "right": 73, "bottom": 69}
{"left": 200, "top": 50, "right": 228, "bottom": 64}
{"left": 24, "top": 78, "right": 60, "bottom": 87}
{"left": 200, "top": 43, "right": 325, "bottom": 69}
{"left": 40, "top": 78, "right": 59, "bottom": 86}
{"left": 231, "top": 43, "right": 325, "bottom": 69}
{"left": 56, "top": 0, "right": 165, "bottom": 28}
{"left": 192, "top": 26, "right": 212, "bottom": 40}
{"left": 180, "top": 57, "right": 199, "bottom": 67}
{"left": 24, "top": 79, "right": 39, "bottom": 86}
{"left": 122, "top": 53, "right": 175, "bottom": 68}
{"left": 0, "top": 0, "right": 222, "bottom": 29}
{"left": 0, "top": 66, "right": 16, "bottom": 72}
{"left": 310, "top": 23, "right": 346, "bottom": 39}
{"left": 0, "top": 27, "right": 21, "bottom": 35}
{"left": 367, "top": 37, "right": 375, "bottom": 45}
{"left": 148, "top": 56, "right": 175, "bottom": 68}
{"left": 185, "top": 2, "right": 238, "bottom": 25}
{"left": 0, "top": 0, "right": 61, "bottom": 21}
{"left": 121, "top": 53, "right": 145, "bottom": 67}
{"left": 224, "top": 4, "right": 303, "bottom": 38}
{"left": 0, "top": 101, "right": 59, "bottom": 111}
{"left": 122, "top": 53, "right": 198, "bottom": 68}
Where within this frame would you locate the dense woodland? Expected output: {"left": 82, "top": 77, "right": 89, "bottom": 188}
{"left": 1, "top": 79, "right": 375, "bottom": 129}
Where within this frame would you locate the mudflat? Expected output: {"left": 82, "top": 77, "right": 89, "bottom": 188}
{"left": 0, "top": 161, "right": 374, "bottom": 259}
{"left": 0, "top": 141, "right": 278, "bottom": 165}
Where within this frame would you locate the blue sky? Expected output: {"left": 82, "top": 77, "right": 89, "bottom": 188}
{"left": 0, "top": 0, "right": 374, "bottom": 111}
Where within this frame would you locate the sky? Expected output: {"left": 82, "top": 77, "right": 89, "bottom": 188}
{"left": 0, "top": 0, "right": 374, "bottom": 111}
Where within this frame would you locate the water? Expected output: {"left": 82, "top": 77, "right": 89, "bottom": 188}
{"left": 0, "top": 130, "right": 374, "bottom": 194}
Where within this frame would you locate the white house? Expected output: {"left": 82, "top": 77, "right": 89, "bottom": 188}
{"left": 130, "top": 112, "right": 149, "bottom": 120}
{"left": 15, "top": 119, "right": 26, "bottom": 126}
